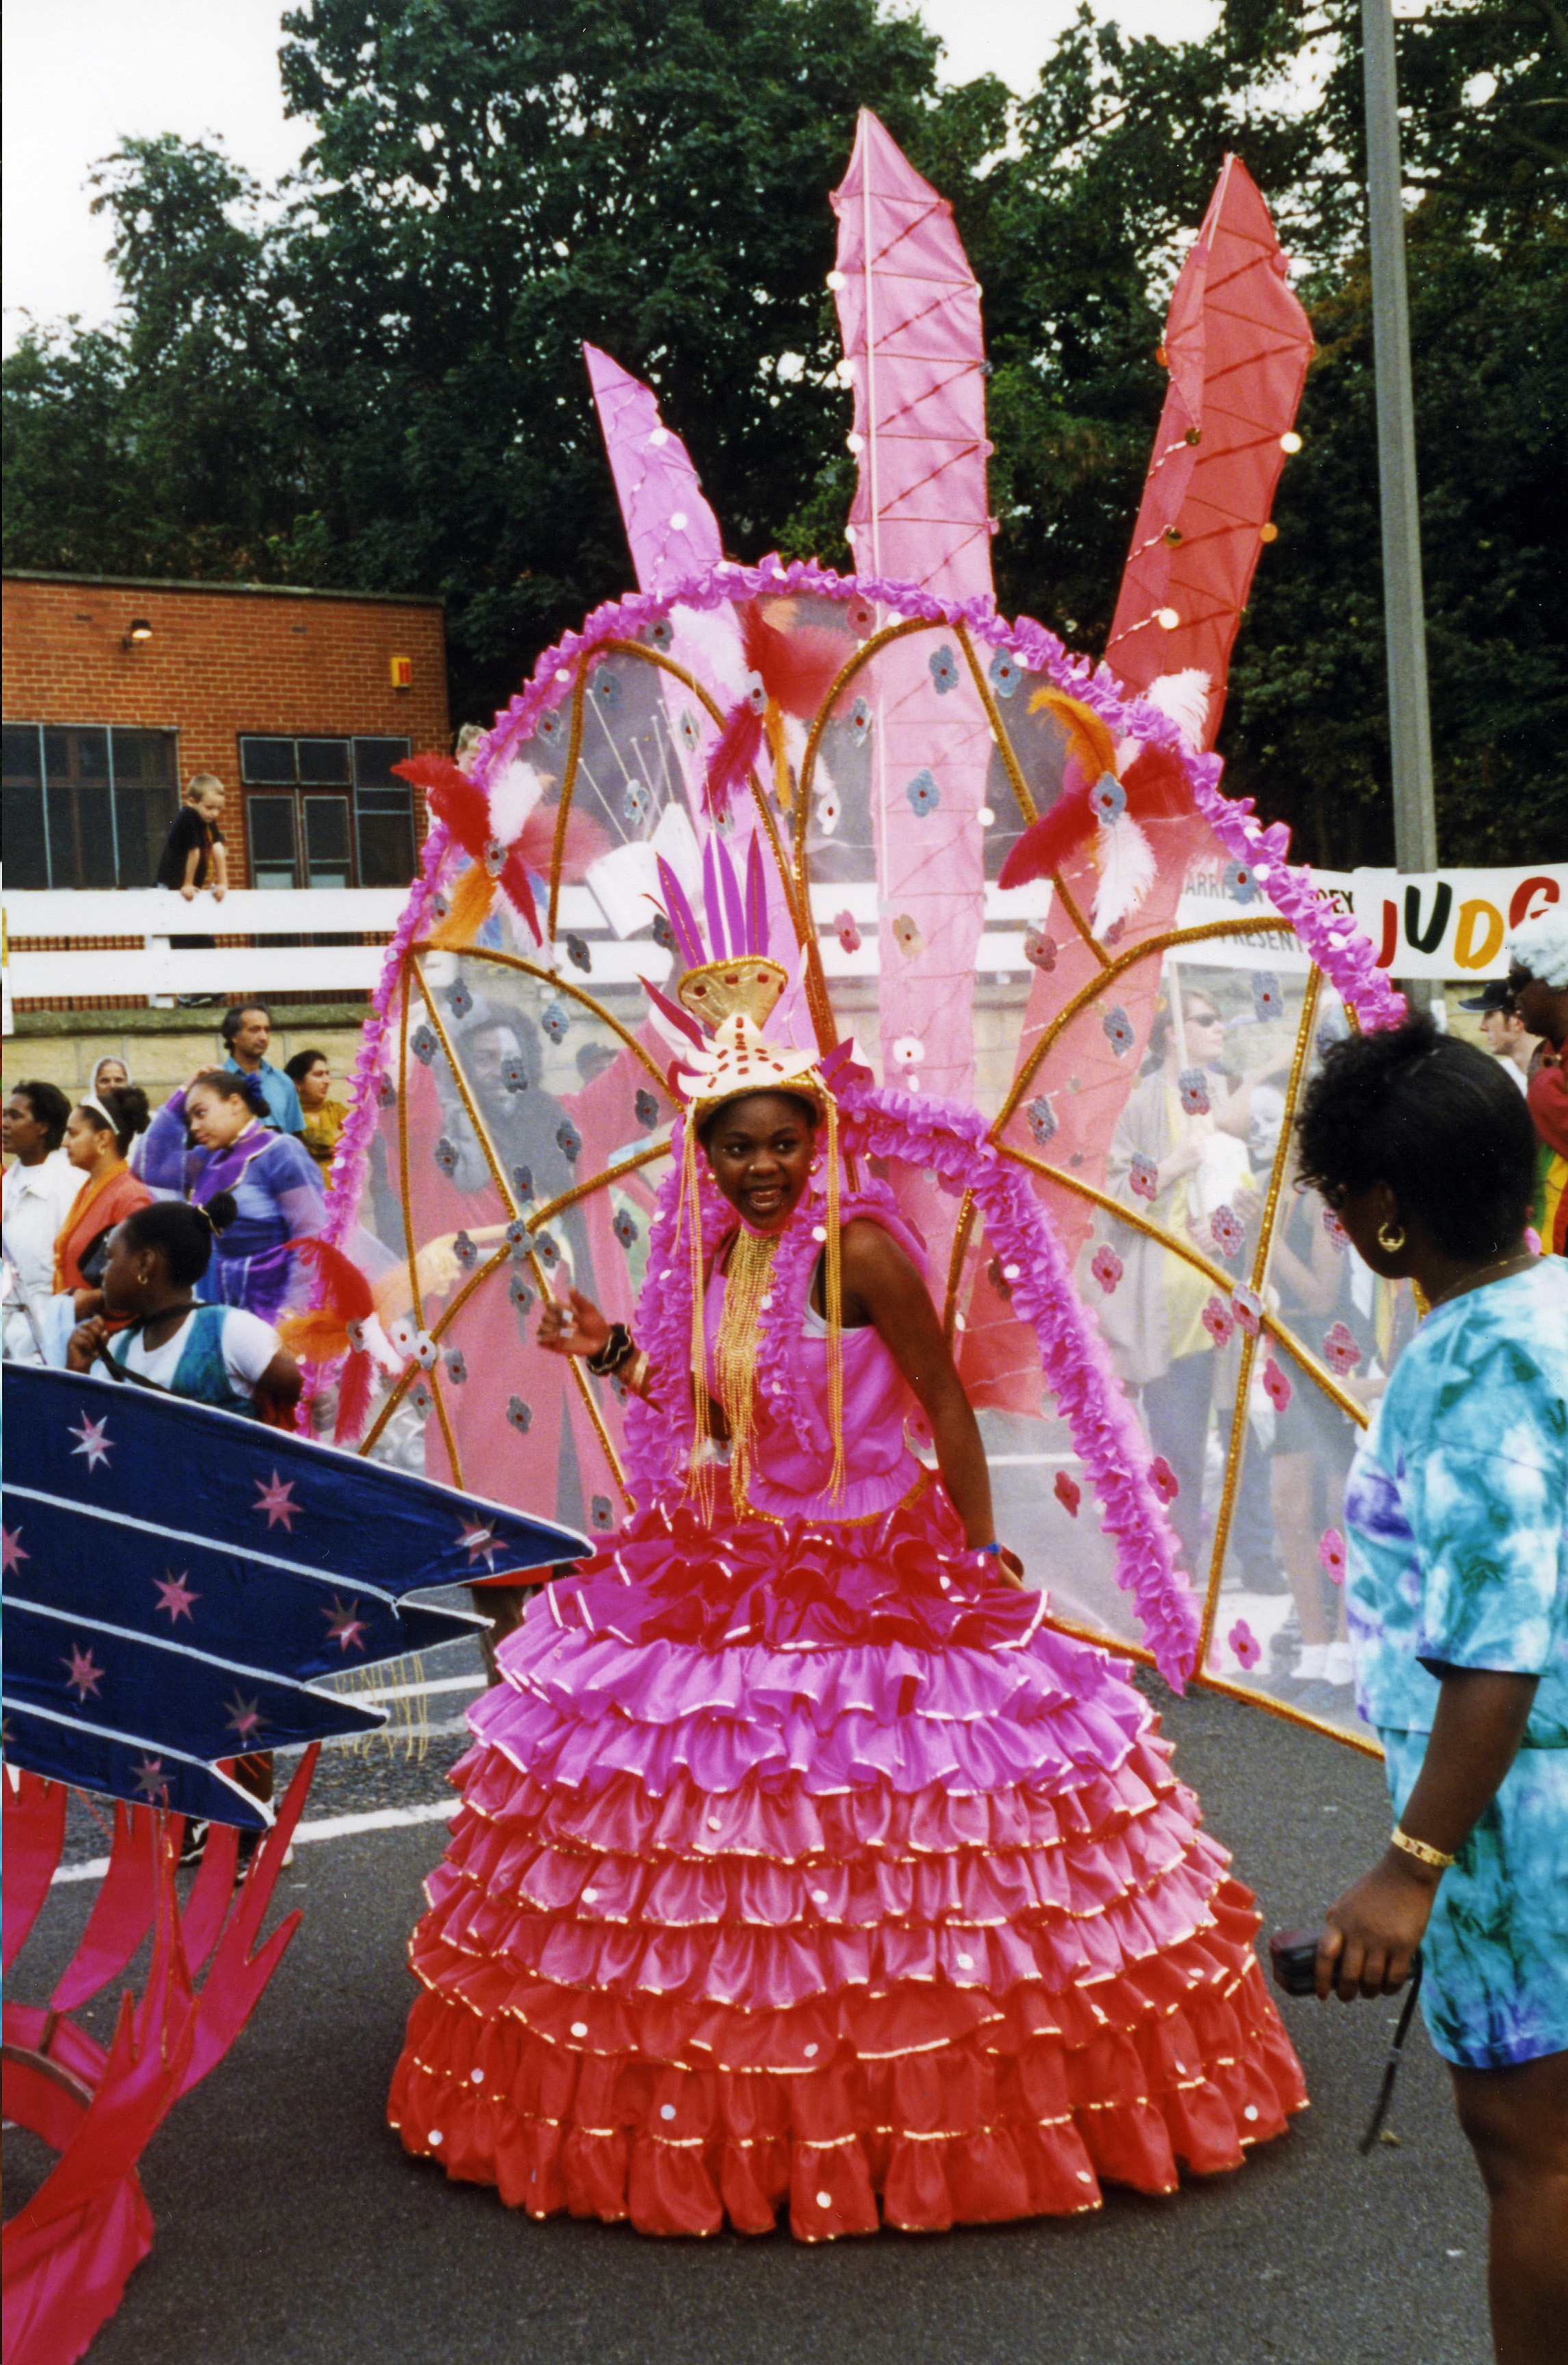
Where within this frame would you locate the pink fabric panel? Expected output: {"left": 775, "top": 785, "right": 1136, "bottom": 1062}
{"left": 1103, "top": 155, "right": 1313, "bottom": 740}
{"left": 829, "top": 112, "right": 993, "bottom": 1101}
{"left": 830, "top": 112, "right": 996, "bottom": 602}
{"left": 584, "top": 343, "right": 723, "bottom": 597}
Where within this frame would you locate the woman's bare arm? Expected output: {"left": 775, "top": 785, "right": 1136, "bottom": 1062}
{"left": 1316, "top": 1666, "right": 1539, "bottom": 2001}
{"left": 839, "top": 1220, "right": 1019, "bottom": 1575}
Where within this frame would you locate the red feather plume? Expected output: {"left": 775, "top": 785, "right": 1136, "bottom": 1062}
{"left": 331, "top": 1349, "right": 376, "bottom": 1446}
{"left": 396, "top": 753, "right": 541, "bottom": 942}
{"left": 997, "top": 773, "right": 1098, "bottom": 889}
{"left": 291, "top": 1236, "right": 376, "bottom": 1324}
{"left": 285, "top": 1239, "right": 380, "bottom": 1444}
{"left": 739, "top": 602, "right": 847, "bottom": 719}
{"left": 396, "top": 754, "right": 488, "bottom": 854}
{"left": 702, "top": 703, "right": 764, "bottom": 821}
{"left": 1120, "top": 740, "right": 1197, "bottom": 820}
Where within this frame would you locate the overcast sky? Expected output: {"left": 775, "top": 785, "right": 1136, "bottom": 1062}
{"left": 1, "top": 0, "right": 1219, "bottom": 349}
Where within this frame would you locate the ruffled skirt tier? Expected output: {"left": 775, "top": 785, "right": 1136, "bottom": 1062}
{"left": 390, "top": 1489, "right": 1305, "bottom": 2238}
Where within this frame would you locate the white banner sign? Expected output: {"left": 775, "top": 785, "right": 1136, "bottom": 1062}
{"left": 1308, "top": 864, "right": 1563, "bottom": 979}
{"left": 1174, "top": 862, "right": 1564, "bottom": 980}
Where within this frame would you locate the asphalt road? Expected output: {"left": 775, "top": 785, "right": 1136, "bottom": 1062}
{"left": 13, "top": 1643, "right": 1491, "bottom": 2365}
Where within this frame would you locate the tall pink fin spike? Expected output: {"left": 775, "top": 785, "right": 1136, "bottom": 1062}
{"left": 582, "top": 344, "right": 724, "bottom": 595}
{"left": 828, "top": 112, "right": 993, "bottom": 1107}
{"left": 1104, "top": 155, "right": 1313, "bottom": 745}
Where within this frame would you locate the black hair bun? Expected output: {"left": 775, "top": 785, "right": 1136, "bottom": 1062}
{"left": 203, "top": 1189, "right": 239, "bottom": 1235}
{"left": 102, "top": 1083, "right": 151, "bottom": 1137}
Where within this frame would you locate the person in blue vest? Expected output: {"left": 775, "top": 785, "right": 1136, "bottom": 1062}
{"left": 65, "top": 1198, "right": 301, "bottom": 1421}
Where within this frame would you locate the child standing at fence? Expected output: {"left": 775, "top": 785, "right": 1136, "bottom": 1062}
{"left": 155, "top": 772, "right": 229, "bottom": 901}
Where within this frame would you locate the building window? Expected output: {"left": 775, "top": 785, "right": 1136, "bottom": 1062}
{"left": 1, "top": 725, "right": 179, "bottom": 890}
{"left": 238, "top": 734, "right": 414, "bottom": 889}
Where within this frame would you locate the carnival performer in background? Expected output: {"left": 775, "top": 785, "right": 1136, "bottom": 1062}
{"left": 389, "top": 956, "right": 1305, "bottom": 2243}
{"left": 1297, "top": 1017, "right": 1567, "bottom": 2364}
{"left": 140, "top": 1068, "right": 326, "bottom": 1322}
{"left": 53, "top": 1087, "right": 153, "bottom": 1318}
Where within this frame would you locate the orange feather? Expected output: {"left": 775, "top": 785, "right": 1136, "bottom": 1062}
{"left": 1027, "top": 690, "right": 1120, "bottom": 786}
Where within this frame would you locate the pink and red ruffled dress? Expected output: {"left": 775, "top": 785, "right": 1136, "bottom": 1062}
{"left": 390, "top": 1260, "right": 1305, "bottom": 2237}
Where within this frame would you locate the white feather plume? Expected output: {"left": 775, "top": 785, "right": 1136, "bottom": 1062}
{"left": 1091, "top": 812, "right": 1157, "bottom": 934}
{"left": 486, "top": 758, "right": 545, "bottom": 846}
{"left": 1142, "top": 669, "right": 1212, "bottom": 753}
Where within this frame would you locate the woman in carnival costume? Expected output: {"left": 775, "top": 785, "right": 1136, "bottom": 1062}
{"left": 388, "top": 930, "right": 1306, "bottom": 2240}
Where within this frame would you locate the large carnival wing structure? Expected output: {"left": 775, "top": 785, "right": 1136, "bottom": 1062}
{"left": 1, "top": 1365, "right": 585, "bottom": 1825}
{"left": 319, "top": 122, "right": 1402, "bottom": 1753}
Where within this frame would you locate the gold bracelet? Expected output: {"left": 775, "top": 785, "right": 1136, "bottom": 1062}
{"left": 622, "top": 1349, "right": 651, "bottom": 1400}
{"left": 1391, "top": 1826, "right": 1456, "bottom": 1872}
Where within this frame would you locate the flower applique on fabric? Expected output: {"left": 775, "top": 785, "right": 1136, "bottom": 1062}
{"left": 1102, "top": 1007, "right": 1135, "bottom": 1057}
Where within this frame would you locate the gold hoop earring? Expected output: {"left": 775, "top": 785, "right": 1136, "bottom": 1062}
{"left": 1376, "top": 1219, "right": 1406, "bottom": 1254}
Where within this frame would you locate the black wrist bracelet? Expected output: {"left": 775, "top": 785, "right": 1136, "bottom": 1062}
{"left": 586, "top": 1321, "right": 633, "bottom": 1378}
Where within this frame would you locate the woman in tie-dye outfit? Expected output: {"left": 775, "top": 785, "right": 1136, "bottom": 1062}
{"left": 1296, "top": 1015, "right": 1567, "bottom": 2365}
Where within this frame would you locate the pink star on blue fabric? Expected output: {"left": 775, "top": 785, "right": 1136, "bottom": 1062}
{"left": 1, "top": 1524, "right": 28, "bottom": 1576}
{"left": 254, "top": 1472, "right": 298, "bottom": 1530}
{"left": 62, "top": 1642, "right": 104, "bottom": 1699}
{"left": 224, "top": 1690, "right": 263, "bottom": 1742}
{"left": 154, "top": 1570, "right": 200, "bottom": 1624}
{"left": 322, "top": 1597, "right": 369, "bottom": 1653}
{"left": 69, "top": 1414, "right": 113, "bottom": 1471}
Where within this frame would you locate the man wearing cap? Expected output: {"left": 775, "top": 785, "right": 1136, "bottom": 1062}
{"left": 1458, "top": 976, "right": 1540, "bottom": 1096}
{"left": 1506, "top": 907, "right": 1568, "bottom": 1256}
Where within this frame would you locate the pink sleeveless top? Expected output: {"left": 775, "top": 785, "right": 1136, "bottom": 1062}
{"left": 702, "top": 1263, "right": 925, "bottom": 1524}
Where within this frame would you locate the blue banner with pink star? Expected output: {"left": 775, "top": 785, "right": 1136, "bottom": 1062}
{"left": 1, "top": 1365, "right": 588, "bottom": 1826}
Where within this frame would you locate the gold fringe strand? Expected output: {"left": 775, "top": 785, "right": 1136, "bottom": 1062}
{"left": 711, "top": 1226, "right": 783, "bottom": 1508}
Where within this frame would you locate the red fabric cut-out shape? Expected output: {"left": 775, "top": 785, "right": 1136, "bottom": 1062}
{"left": 1053, "top": 1471, "right": 1081, "bottom": 1518}
{"left": 1262, "top": 1360, "right": 1292, "bottom": 1411}
{"left": 1149, "top": 1457, "right": 1179, "bottom": 1505}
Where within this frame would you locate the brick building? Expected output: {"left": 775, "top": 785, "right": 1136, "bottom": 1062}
{"left": 2, "top": 571, "right": 449, "bottom": 895}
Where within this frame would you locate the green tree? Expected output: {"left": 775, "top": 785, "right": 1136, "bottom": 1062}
{"left": 4, "top": 0, "right": 1563, "bottom": 863}
{"left": 271, "top": 0, "right": 976, "bottom": 714}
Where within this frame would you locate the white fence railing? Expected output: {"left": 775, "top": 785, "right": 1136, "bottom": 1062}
{"left": 3, "top": 888, "right": 409, "bottom": 1009}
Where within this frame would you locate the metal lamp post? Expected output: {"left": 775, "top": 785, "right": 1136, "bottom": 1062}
{"left": 1361, "top": 0, "right": 1440, "bottom": 1000}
